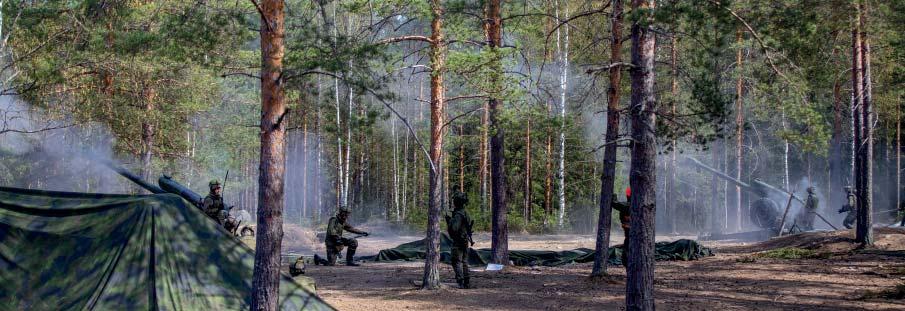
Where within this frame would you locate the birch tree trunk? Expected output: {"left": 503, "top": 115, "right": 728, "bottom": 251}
{"left": 591, "top": 0, "right": 623, "bottom": 278}
{"left": 139, "top": 86, "right": 156, "bottom": 190}
{"left": 392, "top": 119, "right": 400, "bottom": 221}
{"left": 734, "top": 29, "right": 744, "bottom": 231}
{"left": 302, "top": 107, "right": 308, "bottom": 221}
{"left": 251, "top": 0, "right": 286, "bottom": 309}
{"left": 422, "top": 0, "right": 446, "bottom": 289}
{"left": 669, "top": 34, "right": 678, "bottom": 235}
{"left": 555, "top": 0, "right": 569, "bottom": 229}
{"left": 626, "top": 0, "right": 657, "bottom": 308}
{"left": 525, "top": 118, "right": 532, "bottom": 228}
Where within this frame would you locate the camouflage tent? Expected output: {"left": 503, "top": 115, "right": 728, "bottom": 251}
{"left": 364, "top": 233, "right": 713, "bottom": 267}
{"left": 0, "top": 187, "right": 332, "bottom": 310}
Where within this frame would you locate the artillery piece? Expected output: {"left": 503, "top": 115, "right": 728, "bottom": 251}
{"left": 684, "top": 157, "right": 804, "bottom": 232}
{"left": 102, "top": 161, "right": 254, "bottom": 236}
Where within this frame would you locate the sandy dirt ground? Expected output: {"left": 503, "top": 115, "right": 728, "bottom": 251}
{"left": 299, "top": 230, "right": 905, "bottom": 310}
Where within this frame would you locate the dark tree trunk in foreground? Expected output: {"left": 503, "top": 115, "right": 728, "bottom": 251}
{"left": 251, "top": 0, "right": 287, "bottom": 310}
{"left": 591, "top": 0, "right": 623, "bottom": 278}
{"left": 626, "top": 0, "right": 657, "bottom": 309}
{"left": 422, "top": 0, "right": 445, "bottom": 290}
{"left": 856, "top": 1, "right": 873, "bottom": 245}
{"left": 486, "top": 0, "right": 509, "bottom": 266}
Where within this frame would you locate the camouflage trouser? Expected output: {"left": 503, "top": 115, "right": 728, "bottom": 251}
{"left": 798, "top": 212, "right": 816, "bottom": 231}
{"left": 451, "top": 244, "right": 470, "bottom": 287}
{"left": 843, "top": 212, "right": 856, "bottom": 229}
{"left": 324, "top": 236, "right": 357, "bottom": 265}
{"left": 621, "top": 228, "right": 629, "bottom": 266}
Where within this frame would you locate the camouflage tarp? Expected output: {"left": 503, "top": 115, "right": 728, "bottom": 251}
{"left": 363, "top": 233, "right": 713, "bottom": 267}
{"left": 0, "top": 187, "right": 333, "bottom": 311}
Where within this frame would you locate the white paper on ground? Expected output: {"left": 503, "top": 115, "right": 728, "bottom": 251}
{"left": 485, "top": 263, "right": 504, "bottom": 271}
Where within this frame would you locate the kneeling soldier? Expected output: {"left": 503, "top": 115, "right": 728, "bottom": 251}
{"left": 317, "top": 208, "right": 368, "bottom": 266}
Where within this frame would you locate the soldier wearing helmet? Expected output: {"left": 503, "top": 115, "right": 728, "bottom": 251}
{"left": 202, "top": 179, "right": 239, "bottom": 233}
{"left": 796, "top": 186, "right": 819, "bottom": 231}
{"left": 445, "top": 191, "right": 474, "bottom": 289}
{"left": 838, "top": 186, "right": 857, "bottom": 229}
{"left": 316, "top": 207, "right": 368, "bottom": 266}
{"left": 202, "top": 180, "right": 225, "bottom": 223}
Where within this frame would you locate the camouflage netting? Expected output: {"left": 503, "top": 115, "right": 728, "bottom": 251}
{"left": 362, "top": 233, "right": 714, "bottom": 266}
{"left": 0, "top": 187, "right": 333, "bottom": 311}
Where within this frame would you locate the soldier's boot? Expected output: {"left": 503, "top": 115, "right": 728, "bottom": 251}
{"left": 345, "top": 247, "right": 360, "bottom": 266}
{"left": 453, "top": 264, "right": 464, "bottom": 288}
{"left": 462, "top": 277, "right": 471, "bottom": 289}
{"left": 325, "top": 248, "right": 338, "bottom": 266}
{"left": 462, "top": 261, "right": 471, "bottom": 289}
{"left": 313, "top": 254, "right": 324, "bottom": 266}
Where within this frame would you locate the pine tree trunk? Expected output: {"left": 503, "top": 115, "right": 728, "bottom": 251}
{"left": 626, "top": 0, "right": 656, "bottom": 309}
{"left": 486, "top": 0, "right": 509, "bottom": 265}
{"left": 422, "top": 0, "right": 445, "bottom": 290}
{"left": 856, "top": 1, "right": 873, "bottom": 245}
{"left": 591, "top": 0, "right": 623, "bottom": 278}
{"left": 251, "top": 0, "right": 286, "bottom": 309}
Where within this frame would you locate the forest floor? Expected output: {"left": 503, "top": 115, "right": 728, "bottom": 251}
{"left": 299, "top": 229, "right": 905, "bottom": 311}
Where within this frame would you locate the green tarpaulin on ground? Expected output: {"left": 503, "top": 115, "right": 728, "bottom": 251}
{"left": 364, "top": 233, "right": 713, "bottom": 267}
{"left": 0, "top": 187, "right": 332, "bottom": 311}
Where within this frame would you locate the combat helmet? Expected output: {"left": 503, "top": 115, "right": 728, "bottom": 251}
{"left": 452, "top": 191, "right": 468, "bottom": 208}
{"left": 209, "top": 179, "right": 221, "bottom": 190}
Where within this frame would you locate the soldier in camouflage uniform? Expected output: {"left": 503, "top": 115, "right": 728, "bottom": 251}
{"left": 202, "top": 180, "right": 226, "bottom": 223}
{"left": 796, "top": 187, "right": 819, "bottom": 231}
{"left": 612, "top": 192, "right": 631, "bottom": 266}
{"left": 838, "top": 186, "right": 857, "bottom": 229}
{"left": 202, "top": 180, "right": 239, "bottom": 234}
{"left": 315, "top": 208, "right": 368, "bottom": 266}
{"left": 445, "top": 191, "right": 474, "bottom": 289}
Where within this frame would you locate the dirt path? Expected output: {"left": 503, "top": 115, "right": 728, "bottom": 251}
{"left": 302, "top": 234, "right": 905, "bottom": 310}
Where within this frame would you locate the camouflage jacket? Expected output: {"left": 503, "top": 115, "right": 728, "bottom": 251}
{"left": 325, "top": 216, "right": 364, "bottom": 239}
{"left": 446, "top": 208, "right": 473, "bottom": 246}
{"left": 612, "top": 199, "right": 631, "bottom": 231}
{"left": 202, "top": 194, "right": 225, "bottom": 221}
{"left": 805, "top": 194, "right": 819, "bottom": 211}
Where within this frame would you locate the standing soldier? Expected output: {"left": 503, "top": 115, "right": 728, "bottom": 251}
{"left": 315, "top": 208, "right": 369, "bottom": 266}
{"left": 613, "top": 187, "right": 632, "bottom": 266}
{"left": 796, "top": 186, "right": 819, "bottom": 231}
{"left": 445, "top": 192, "right": 474, "bottom": 289}
{"left": 838, "top": 186, "right": 857, "bottom": 229}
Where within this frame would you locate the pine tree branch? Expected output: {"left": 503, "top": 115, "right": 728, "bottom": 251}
{"left": 376, "top": 35, "right": 434, "bottom": 45}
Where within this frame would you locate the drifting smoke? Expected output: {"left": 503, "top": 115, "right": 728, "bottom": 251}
{"left": 0, "top": 95, "right": 130, "bottom": 193}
